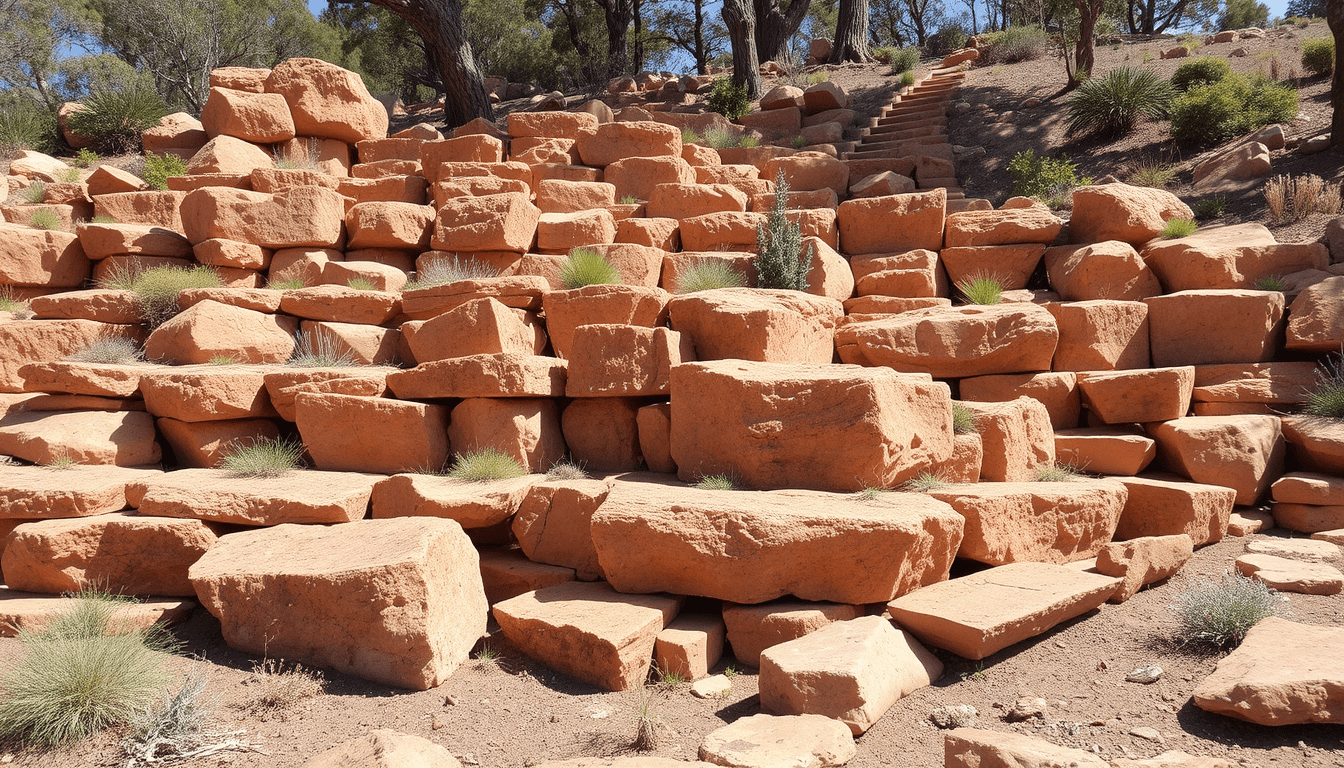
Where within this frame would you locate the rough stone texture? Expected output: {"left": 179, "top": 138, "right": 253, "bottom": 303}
{"left": 0, "top": 589, "right": 194, "bottom": 638}
{"left": 1077, "top": 366, "right": 1195, "bottom": 425}
{"left": 264, "top": 58, "right": 388, "bottom": 143}
{"left": 722, "top": 601, "right": 860, "bottom": 667}
{"left": 1192, "top": 363, "right": 1316, "bottom": 407}
{"left": 296, "top": 393, "right": 449, "bottom": 475}
{"left": 1270, "top": 503, "right": 1344, "bottom": 534}
{"left": 140, "top": 366, "right": 277, "bottom": 422}
{"left": 477, "top": 548, "right": 575, "bottom": 604}
{"left": 1046, "top": 300, "right": 1150, "bottom": 372}
{"left": 561, "top": 398, "right": 644, "bottom": 472}
{"left": 698, "top": 714, "right": 856, "bottom": 768}
{"left": 928, "top": 480, "right": 1126, "bottom": 566}
{"left": 590, "top": 476, "right": 963, "bottom": 604}
{"left": 958, "top": 372, "right": 1080, "bottom": 431}
{"left": 0, "top": 464, "right": 161, "bottom": 519}
{"left": 200, "top": 87, "right": 295, "bottom": 143}
{"left": 541, "top": 285, "right": 670, "bottom": 360}
{"left": 759, "top": 616, "right": 942, "bottom": 735}
{"left": 886, "top": 562, "right": 1121, "bottom": 660}
{"left": 1144, "top": 291, "right": 1284, "bottom": 367}
{"left": 511, "top": 479, "right": 611, "bottom": 580}
{"left": 669, "top": 361, "right": 953, "bottom": 492}
{"left": 387, "top": 354, "right": 567, "bottom": 399}
{"left": 1143, "top": 224, "right": 1327, "bottom": 292}
{"left": 1245, "top": 537, "right": 1340, "bottom": 560}
{"left": 1043, "top": 241, "right": 1163, "bottom": 302}
{"left": 301, "top": 730, "right": 463, "bottom": 768}
{"left": 132, "top": 468, "right": 377, "bottom": 526}
{"left": 492, "top": 581, "right": 682, "bottom": 692}
{"left": 668, "top": 289, "right": 843, "bottom": 365}
{"left": 0, "top": 410, "right": 160, "bottom": 467}
{"left": 1235, "top": 553, "right": 1343, "bottom": 595}
{"left": 1150, "top": 416, "right": 1284, "bottom": 506}
{"left": 403, "top": 298, "right": 545, "bottom": 363}
{"left": 636, "top": 402, "right": 675, "bottom": 474}
{"left": 145, "top": 301, "right": 298, "bottom": 365}
{"left": 1, "top": 513, "right": 216, "bottom": 596}
{"left": 654, "top": 614, "right": 725, "bottom": 681}
{"left": 20, "top": 361, "right": 149, "bottom": 398}
{"left": 943, "top": 208, "right": 1063, "bottom": 247}
{"left": 280, "top": 285, "right": 402, "bottom": 325}
{"left": 1054, "top": 428, "right": 1157, "bottom": 476}
{"left": 190, "top": 518, "right": 485, "bottom": 690}
{"left": 1095, "top": 534, "right": 1194, "bottom": 602}
{"left": 432, "top": 192, "right": 540, "bottom": 253}
{"left": 961, "top": 398, "right": 1056, "bottom": 482}
{"left": 1114, "top": 475, "right": 1236, "bottom": 546}
{"left": 181, "top": 186, "right": 346, "bottom": 249}
{"left": 836, "top": 189, "right": 945, "bottom": 255}
{"left": 156, "top": 417, "right": 280, "bottom": 468}
{"left": 566, "top": 325, "right": 692, "bottom": 397}
{"left": 1286, "top": 275, "right": 1344, "bottom": 352}
{"left": 1192, "top": 617, "right": 1344, "bottom": 725}
{"left": 835, "top": 304, "right": 1058, "bottom": 378}
{"left": 1280, "top": 415, "right": 1344, "bottom": 475}
{"left": 0, "top": 320, "right": 144, "bottom": 394}
{"left": 1069, "top": 184, "right": 1194, "bottom": 245}
{"left": 1272, "top": 472, "right": 1344, "bottom": 505}
{"left": 944, "top": 728, "right": 1108, "bottom": 768}
{"left": 0, "top": 224, "right": 89, "bottom": 288}
{"left": 371, "top": 474, "right": 537, "bottom": 529}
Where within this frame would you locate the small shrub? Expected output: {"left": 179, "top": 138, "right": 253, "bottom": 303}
{"left": 289, "top": 330, "right": 358, "bottom": 368}
{"left": 66, "top": 84, "right": 168, "bottom": 154}
{"left": 695, "top": 474, "right": 735, "bottom": 491}
{"left": 1034, "top": 461, "right": 1086, "bottom": 481}
{"left": 0, "top": 95, "right": 58, "bottom": 155}
{"left": 857, "top": 487, "right": 889, "bottom": 502}
{"left": 654, "top": 666, "right": 685, "bottom": 689}
{"left": 121, "top": 672, "right": 253, "bottom": 767}
{"left": 43, "top": 452, "right": 79, "bottom": 470}
{"left": 346, "top": 277, "right": 376, "bottom": 291}
{"left": 889, "top": 46, "right": 920, "bottom": 75}
{"left": 72, "top": 148, "right": 101, "bottom": 168}
{"left": 1254, "top": 275, "right": 1287, "bottom": 291}
{"left": 237, "top": 658, "right": 324, "bottom": 717}
{"left": 65, "top": 336, "right": 144, "bottom": 365}
{"left": 1171, "top": 57, "right": 1232, "bottom": 91}
{"left": 0, "top": 590, "right": 176, "bottom": 748}
{"left": 559, "top": 248, "right": 622, "bottom": 289}
{"left": 545, "top": 458, "right": 589, "bottom": 481}
{"left": 681, "top": 128, "right": 702, "bottom": 144}
{"left": 1303, "top": 350, "right": 1344, "bottom": 418}
{"left": 928, "top": 23, "right": 969, "bottom": 56}
{"left": 19, "top": 181, "right": 46, "bottom": 204}
{"left": 1302, "top": 37, "right": 1334, "bottom": 77}
{"left": 0, "top": 290, "right": 33, "bottom": 320}
{"left": 1170, "top": 73, "right": 1298, "bottom": 146}
{"left": 1128, "top": 159, "right": 1177, "bottom": 188}
{"left": 632, "top": 685, "right": 662, "bottom": 752}
{"left": 207, "top": 355, "right": 237, "bottom": 366}
{"left": 28, "top": 209, "right": 62, "bottom": 231}
{"left": 790, "top": 135, "right": 807, "bottom": 149}
{"left": 952, "top": 403, "right": 978, "bottom": 434}
{"left": 619, "top": 194, "right": 640, "bottom": 204}
{"left": 1169, "top": 570, "right": 1284, "bottom": 648}
{"left": 1007, "top": 150, "right": 1090, "bottom": 200}
{"left": 701, "top": 128, "right": 756, "bottom": 149}
{"left": 981, "top": 26, "right": 1050, "bottom": 64}
{"left": 1193, "top": 195, "right": 1227, "bottom": 219}
{"left": 140, "top": 154, "right": 187, "bottom": 191}
{"left": 1161, "top": 218, "right": 1199, "bottom": 238}
{"left": 674, "top": 259, "right": 748, "bottom": 293}
{"left": 1066, "top": 66, "right": 1175, "bottom": 137}
{"left": 1264, "top": 173, "right": 1343, "bottom": 224}
{"left": 754, "top": 170, "right": 812, "bottom": 291}
{"left": 449, "top": 449, "right": 527, "bottom": 481}
{"left": 56, "top": 167, "right": 81, "bottom": 183}
{"left": 901, "top": 471, "right": 947, "bottom": 493}
{"left": 100, "top": 264, "right": 223, "bottom": 328}
{"left": 955, "top": 272, "right": 1005, "bottom": 305}
{"left": 404, "top": 255, "right": 499, "bottom": 291}
{"left": 706, "top": 79, "right": 751, "bottom": 121}
{"left": 218, "top": 437, "right": 305, "bottom": 477}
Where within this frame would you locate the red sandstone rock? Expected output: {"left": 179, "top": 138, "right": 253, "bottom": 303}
{"left": 1114, "top": 475, "right": 1236, "bottom": 545}
{"left": 1095, "top": 533, "right": 1194, "bottom": 602}
{"left": 296, "top": 393, "right": 449, "bottom": 475}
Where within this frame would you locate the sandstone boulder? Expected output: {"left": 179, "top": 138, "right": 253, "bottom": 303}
{"left": 668, "top": 289, "right": 841, "bottom": 365}
{"left": 1046, "top": 300, "right": 1150, "bottom": 371}
{"left": 296, "top": 393, "right": 449, "bottom": 475}
{"left": 511, "top": 479, "right": 611, "bottom": 579}
{"left": 1070, "top": 184, "right": 1193, "bottom": 245}
{"left": 1095, "top": 534, "right": 1194, "bottom": 602}
{"left": 200, "top": 87, "right": 295, "bottom": 143}
{"left": 698, "top": 714, "right": 855, "bottom": 768}
{"left": 1144, "top": 290, "right": 1284, "bottom": 367}
{"left": 132, "top": 468, "right": 377, "bottom": 526}
{"left": 0, "top": 410, "right": 160, "bottom": 467}
{"left": 387, "top": 354, "right": 566, "bottom": 399}
{"left": 448, "top": 397, "right": 565, "bottom": 473}
{"left": 1143, "top": 224, "right": 1327, "bottom": 292}
{"left": 835, "top": 304, "right": 1058, "bottom": 378}
{"left": 301, "top": 730, "right": 463, "bottom": 768}
{"left": 836, "top": 189, "right": 945, "bottom": 255}
{"left": 722, "top": 601, "right": 860, "bottom": 668}
{"left": 1235, "top": 553, "right": 1343, "bottom": 594}
{"left": 264, "top": 58, "right": 388, "bottom": 143}
{"left": 1192, "top": 617, "right": 1344, "bottom": 725}
{"left": 1114, "top": 475, "right": 1236, "bottom": 545}
{"left": 944, "top": 729, "right": 1108, "bottom": 768}
{"left": 181, "top": 186, "right": 345, "bottom": 248}
{"left": 145, "top": 300, "right": 298, "bottom": 365}
{"left": 371, "top": 473, "right": 537, "bottom": 529}
{"left": 0, "top": 464, "right": 161, "bottom": 519}
{"left": 960, "top": 397, "right": 1056, "bottom": 482}
{"left": 1150, "top": 416, "right": 1284, "bottom": 506}
{"left": 542, "top": 285, "right": 670, "bottom": 360}
{"left": 1077, "top": 367, "right": 1195, "bottom": 424}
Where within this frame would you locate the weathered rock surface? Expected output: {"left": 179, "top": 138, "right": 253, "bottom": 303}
{"left": 835, "top": 304, "right": 1057, "bottom": 378}
{"left": 722, "top": 601, "right": 860, "bottom": 668}
{"left": 1095, "top": 534, "right": 1194, "bottom": 602}
{"left": 131, "top": 468, "right": 377, "bottom": 526}
{"left": 698, "top": 714, "right": 856, "bottom": 768}
{"left": 0, "top": 464, "right": 161, "bottom": 519}
{"left": 0, "top": 410, "right": 161, "bottom": 467}
{"left": 1192, "top": 617, "right": 1344, "bottom": 725}
{"left": 300, "top": 730, "right": 463, "bottom": 768}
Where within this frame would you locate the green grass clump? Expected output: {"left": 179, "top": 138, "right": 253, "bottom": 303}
{"left": 28, "top": 209, "right": 62, "bottom": 231}
{"left": 72, "top": 148, "right": 100, "bottom": 168}
{"left": 1253, "top": 275, "right": 1286, "bottom": 291}
{"left": 681, "top": 128, "right": 702, "bottom": 145}
{"left": 288, "top": 330, "right": 358, "bottom": 368}
{"left": 901, "top": 472, "right": 947, "bottom": 493}
{"left": 674, "top": 259, "right": 748, "bottom": 293}
{"left": 448, "top": 449, "right": 527, "bottom": 482}
{"left": 218, "top": 437, "right": 305, "bottom": 477}
{"left": 19, "top": 181, "right": 47, "bottom": 204}
{"left": 1171, "top": 57, "right": 1232, "bottom": 91}
{"left": 207, "top": 355, "right": 237, "bottom": 366}
{"left": 66, "top": 84, "right": 167, "bottom": 154}
{"left": 100, "top": 264, "right": 223, "bottom": 328}
{"left": 1303, "top": 352, "right": 1344, "bottom": 418}
{"left": 140, "top": 154, "right": 187, "bottom": 191}
{"left": 1302, "top": 37, "right": 1334, "bottom": 77}
{"left": 699, "top": 128, "right": 758, "bottom": 149}
{"left": 856, "top": 487, "right": 889, "bottom": 502}
{"left": 619, "top": 194, "right": 641, "bottom": 205}
{"left": 755, "top": 170, "right": 812, "bottom": 292}
{"left": 1007, "top": 150, "right": 1089, "bottom": 200}
{"left": 955, "top": 273, "right": 1005, "bottom": 305}
{"left": 706, "top": 78, "right": 751, "bottom": 120}
{"left": 403, "top": 255, "right": 498, "bottom": 291}
{"left": 695, "top": 474, "right": 736, "bottom": 491}
{"left": 1193, "top": 195, "right": 1227, "bottom": 219}
{"left": 0, "top": 590, "right": 177, "bottom": 748}
{"left": 0, "top": 93, "right": 58, "bottom": 154}
{"left": 56, "top": 167, "right": 81, "bottom": 183}
{"left": 0, "top": 290, "right": 33, "bottom": 319}
{"left": 545, "top": 458, "right": 589, "bottom": 481}
{"left": 1128, "top": 160, "right": 1177, "bottom": 188}
{"left": 559, "top": 248, "right": 622, "bottom": 289}
{"left": 980, "top": 25, "right": 1050, "bottom": 64}
{"left": 791, "top": 135, "right": 807, "bottom": 149}
{"left": 889, "top": 46, "right": 920, "bottom": 75}
{"left": 1066, "top": 66, "right": 1175, "bottom": 137}
{"left": 1170, "top": 73, "right": 1297, "bottom": 146}
{"left": 267, "top": 275, "right": 308, "bottom": 291}
{"left": 65, "top": 336, "right": 144, "bottom": 365}
{"left": 346, "top": 277, "right": 377, "bottom": 291}
{"left": 1034, "top": 461, "right": 1086, "bottom": 482}
{"left": 899, "top": 71, "right": 916, "bottom": 88}
{"left": 1161, "top": 218, "right": 1199, "bottom": 238}
{"left": 1168, "top": 570, "right": 1283, "bottom": 648}
{"left": 952, "top": 403, "right": 978, "bottom": 434}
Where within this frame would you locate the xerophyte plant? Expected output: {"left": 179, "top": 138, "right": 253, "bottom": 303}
{"left": 888, "top": 46, "right": 920, "bottom": 75}
{"left": 403, "top": 255, "right": 498, "bottom": 291}
{"left": 1168, "top": 570, "right": 1284, "bottom": 648}
{"left": 952, "top": 403, "right": 978, "bottom": 434}
{"left": 100, "top": 264, "right": 223, "bottom": 328}
{"left": 674, "top": 258, "right": 748, "bottom": 293}
{"left": 559, "top": 248, "right": 622, "bottom": 289}
{"left": 0, "top": 589, "right": 178, "bottom": 748}
{"left": 18, "top": 180, "right": 46, "bottom": 204}
{"left": 695, "top": 474, "right": 736, "bottom": 491}
{"left": 754, "top": 170, "right": 812, "bottom": 292}
{"left": 28, "top": 209, "right": 62, "bottom": 231}
{"left": 66, "top": 83, "right": 168, "bottom": 154}
{"left": 288, "top": 329, "right": 358, "bottom": 368}
{"left": 140, "top": 153, "right": 187, "bottom": 191}
{"left": 1066, "top": 66, "right": 1174, "bottom": 137}
{"left": 1302, "top": 348, "right": 1344, "bottom": 418}
{"left": 545, "top": 457, "right": 589, "bottom": 480}
{"left": 901, "top": 471, "right": 947, "bottom": 493}
{"left": 1007, "top": 150, "right": 1089, "bottom": 200}
{"left": 955, "top": 272, "right": 1005, "bottom": 305}
{"left": 1253, "top": 275, "right": 1287, "bottom": 291}
{"left": 218, "top": 437, "right": 306, "bottom": 478}
{"left": 65, "top": 335, "right": 145, "bottom": 365}
{"left": 448, "top": 448, "right": 527, "bottom": 481}
{"left": 705, "top": 78, "right": 751, "bottom": 120}
{"left": 1264, "top": 173, "right": 1343, "bottom": 224}
{"left": 1161, "top": 218, "right": 1198, "bottom": 238}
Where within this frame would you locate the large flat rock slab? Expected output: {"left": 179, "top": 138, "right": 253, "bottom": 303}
{"left": 1235, "top": 553, "right": 1343, "bottom": 595}
{"left": 834, "top": 304, "right": 1058, "bottom": 378}
{"left": 19, "top": 361, "right": 152, "bottom": 398}
{"left": 1, "top": 513, "right": 216, "bottom": 596}
{"left": 492, "top": 581, "right": 682, "bottom": 692}
{"left": 945, "top": 728, "right": 1108, "bottom": 768}
{"left": 189, "top": 518, "right": 487, "bottom": 690}
{"left": 130, "top": 468, "right": 378, "bottom": 526}
{"left": 759, "top": 615, "right": 942, "bottom": 735}
{"left": 0, "top": 464, "right": 162, "bottom": 518}
{"left": 372, "top": 474, "right": 539, "bottom": 529}
{"left": 698, "top": 713, "right": 856, "bottom": 768}
{"left": 0, "top": 409, "right": 161, "bottom": 466}
{"left": 886, "top": 562, "right": 1121, "bottom": 660}
{"left": 927, "top": 480, "right": 1126, "bottom": 566}
{"left": 1193, "top": 617, "right": 1344, "bottom": 725}
{"left": 669, "top": 360, "right": 953, "bottom": 492}
{"left": 139, "top": 365, "right": 278, "bottom": 422}
{"left": 0, "top": 586, "right": 194, "bottom": 637}
{"left": 590, "top": 476, "right": 964, "bottom": 604}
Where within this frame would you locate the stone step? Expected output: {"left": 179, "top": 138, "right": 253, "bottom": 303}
{"left": 861, "top": 126, "right": 944, "bottom": 144}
